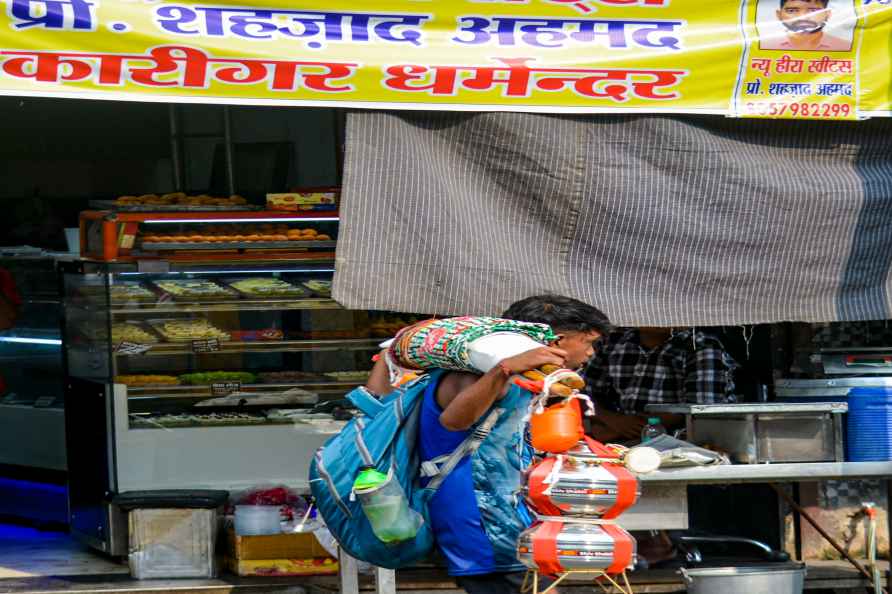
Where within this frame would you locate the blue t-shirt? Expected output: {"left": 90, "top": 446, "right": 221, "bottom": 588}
{"left": 418, "top": 372, "right": 534, "bottom": 576}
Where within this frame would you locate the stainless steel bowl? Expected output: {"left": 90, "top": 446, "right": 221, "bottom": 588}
{"left": 681, "top": 564, "right": 806, "bottom": 594}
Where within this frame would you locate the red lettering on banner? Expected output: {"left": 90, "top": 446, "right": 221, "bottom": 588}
{"left": 384, "top": 64, "right": 460, "bottom": 94}
{"left": 461, "top": 57, "right": 534, "bottom": 96}
{"left": 807, "top": 57, "right": 853, "bottom": 74}
{"left": 775, "top": 54, "right": 804, "bottom": 74}
{"left": 129, "top": 46, "right": 209, "bottom": 87}
{"left": 384, "top": 59, "right": 686, "bottom": 102}
{"left": 535, "top": 66, "right": 685, "bottom": 101}
{"left": 750, "top": 58, "right": 772, "bottom": 77}
{"left": 0, "top": 46, "right": 359, "bottom": 93}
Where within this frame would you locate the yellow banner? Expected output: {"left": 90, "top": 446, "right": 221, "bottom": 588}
{"left": 0, "top": 0, "right": 889, "bottom": 119}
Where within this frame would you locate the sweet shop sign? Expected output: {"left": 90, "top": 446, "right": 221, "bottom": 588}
{"left": 0, "top": 0, "right": 890, "bottom": 119}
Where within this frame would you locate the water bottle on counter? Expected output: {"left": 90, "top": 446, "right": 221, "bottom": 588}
{"left": 641, "top": 417, "right": 666, "bottom": 443}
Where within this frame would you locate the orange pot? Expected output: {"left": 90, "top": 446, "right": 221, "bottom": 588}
{"left": 530, "top": 398, "right": 584, "bottom": 453}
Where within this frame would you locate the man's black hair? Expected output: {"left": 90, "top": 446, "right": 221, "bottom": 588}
{"left": 779, "top": 0, "right": 828, "bottom": 7}
{"left": 501, "top": 295, "right": 612, "bottom": 335}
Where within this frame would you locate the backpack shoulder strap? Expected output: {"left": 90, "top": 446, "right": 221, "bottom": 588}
{"left": 346, "top": 386, "right": 386, "bottom": 418}
{"left": 423, "top": 407, "right": 504, "bottom": 492}
{"left": 346, "top": 373, "right": 435, "bottom": 419}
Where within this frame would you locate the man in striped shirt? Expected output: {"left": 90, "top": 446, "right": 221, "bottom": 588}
{"left": 584, "top": 327, "right": 737, "bottom": 442}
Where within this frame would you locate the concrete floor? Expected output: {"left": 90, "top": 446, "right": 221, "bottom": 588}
{"left": 0, "top": 524, "right": 886, "bottom": 593}
{"left": 0, "top": 525, "right": 126, "bottom": 580}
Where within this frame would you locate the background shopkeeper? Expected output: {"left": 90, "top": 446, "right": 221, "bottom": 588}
{"left": 583, "top": 327, "right": 738, "bottom": 442}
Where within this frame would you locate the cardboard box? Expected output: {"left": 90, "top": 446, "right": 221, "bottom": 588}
{"left": 229, "top": 530, "right": 330, "bottom": 560}
{"left": 225, "top": 529, "right": 338, "bottom": 577}
{"left": 228, "top": 557, "right": 338, "bottom": 577}
{"left": 266, "top": 191, "right": 337, "bottom": 211}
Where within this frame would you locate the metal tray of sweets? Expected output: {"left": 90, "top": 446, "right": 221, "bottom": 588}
{"left": 151, "top": 280, "right": 238, "bottom": 302}
{"left": 146, "top": 318, "right": 232, "bottom": 343}
{"left": 224, "top": 278, "right": 310, "bottom": 300}
{"left": 140, "top": 240, "right": 336, "bottom": 251}
{"left": 90, "top": 200, "right": 260, "bottom": 212}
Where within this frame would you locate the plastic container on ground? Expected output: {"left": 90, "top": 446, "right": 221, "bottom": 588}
{"left": 234, "top": 505, "right": 282, "bottom": 536}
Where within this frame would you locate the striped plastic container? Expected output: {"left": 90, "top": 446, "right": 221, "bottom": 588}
{"left": 846, "top": 388, "right": 892, "bottom": 462}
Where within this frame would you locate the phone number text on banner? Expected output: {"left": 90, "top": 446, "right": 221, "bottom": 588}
{"left": 0, "top": 0, "right": 890, "bottom": 119}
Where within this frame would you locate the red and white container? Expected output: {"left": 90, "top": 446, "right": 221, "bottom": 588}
{"left": 517, "top": 521, "right": 636, "bottom": 575}
{"left": 523, "top": 441, "right": 640, "bottom": 519}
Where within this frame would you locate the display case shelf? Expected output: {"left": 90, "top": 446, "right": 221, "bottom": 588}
{"left": 124, "top": 380, "right": 364, "bottom": 400}
{"left": 140, "top": 240, "right": 337, "bottom": 251}
{"left": 112, "top": 338, "right": 380, "bottom": 357}
{"left": 126, "top": 414, "right": 346, "bottom": 432}
{"left": 79, "top": 209, "right": 339, "bottom": 262}
{"left": 109, "top": 298, "right": 341, "bottom": 314}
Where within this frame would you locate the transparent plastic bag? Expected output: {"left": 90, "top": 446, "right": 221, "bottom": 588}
{"left": 354, "top": 472, "right": 423, "bottom": 544}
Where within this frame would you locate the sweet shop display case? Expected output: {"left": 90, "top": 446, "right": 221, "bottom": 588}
{"left": 59, "top": 216, "right": 424, "bottom": 553}
{"left": 61, "top": 258, "right": 374, "bottom": 553}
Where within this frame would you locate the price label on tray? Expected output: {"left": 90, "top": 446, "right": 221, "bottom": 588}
{"left": 192, "top": 338, "right": 221, "bottom": 353}
{"left": 114, "top": 341, "right": 152, "bottom": 355}
{"left": 211, "top": 382, "right": 241, "bottom": 396}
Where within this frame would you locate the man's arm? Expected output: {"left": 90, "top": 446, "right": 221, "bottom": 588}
{"left": 684, "top": 344, "right": 735, "bottom": 405}
{"left": 364, "top": 350, "right": 394, "bottom": 396}
{"left": 438, "top": 346, "right": 567, "bottom": 431}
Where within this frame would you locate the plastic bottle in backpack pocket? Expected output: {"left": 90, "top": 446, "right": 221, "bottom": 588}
{"left": 353, "top": 467, "right": 424, "bottom": 544}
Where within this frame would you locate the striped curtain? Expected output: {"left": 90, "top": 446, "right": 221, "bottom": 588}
{"left": 333, "top": 111, "right": 892, "bottom": 326}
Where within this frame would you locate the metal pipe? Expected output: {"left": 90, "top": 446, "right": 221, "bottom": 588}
{"left": 770, "top": 483, "right": 887, "bottom": 594}
{"left": 677, "top": 535, "right": 773, "bottom": 557}
{"left": 222, "top": 106, "right": 236, "bottom": 196}
{"left": 374, "top": 567, "right": 396, "bottom": 594}
{"left": 167, "top": 104, "right": 184, "bottom": 191}
{"left": 792, "top": 483, "right": 803, "bottom": 561}
{"left": 338, "top": 549, "right": 360, "bottom": 594}
{"left": 865, "top": 503, "right": 882, "bottom": 594}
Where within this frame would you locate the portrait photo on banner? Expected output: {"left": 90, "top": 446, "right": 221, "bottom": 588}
{"left": 756, "top": 0, "right": 855, "bottom": 51}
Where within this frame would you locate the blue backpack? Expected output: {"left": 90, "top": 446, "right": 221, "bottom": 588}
{"left": 308, "top": 371, "right": 502, "bottom": 569}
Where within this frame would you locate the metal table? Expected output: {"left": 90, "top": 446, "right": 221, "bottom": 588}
{"left": 619, "top": 462, "right": 892, "bottom": 531}
{"left": 640, "top": 461, "right": 892, "bottom": 592}
{"left": 640, "top": 461, "right": 892, "bottom": 484}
